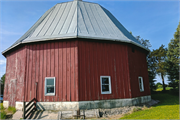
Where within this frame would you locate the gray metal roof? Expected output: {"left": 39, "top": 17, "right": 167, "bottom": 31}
{"left": 2, "top": 0, "right": 148, "bottom": 54}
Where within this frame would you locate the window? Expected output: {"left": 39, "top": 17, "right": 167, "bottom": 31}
{"left": 45, "top": 77, "right": 55, "bottom": 96}
{"left": 100, "top": 76, "right": 112, "bottom": 94}
{"left": 138, "top": 77, "right": 144, "bottom": 92}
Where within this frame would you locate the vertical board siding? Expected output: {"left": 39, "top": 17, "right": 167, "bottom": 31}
{"left": 3, "top": 46, "right": 26, "bottom": 106}
{"left": 127, "top": 46, "right": 151, "bottom": 98}
{"left": 78, "top": 40, "right": 132, "bottom": 101}
{"left": 24, "top": 40, "right": 78, "bottom": 102}
{"left": 4, "top": 39, "right": 150, "bottom": 105}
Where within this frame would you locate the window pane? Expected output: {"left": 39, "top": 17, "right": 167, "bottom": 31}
{"left": 102, "top": 78, "right": 109, "bottom": 84}
{"left": 102, "top": 85, "right": 109, "bottom": 92}
{"left": 139, "top": 83, "right": 142, "bottom": 90}
{"left": 47, "top": 86, "right": 54, "bottom": 93}
{"left": 139, "top": 78, "right": 142, "bottom": 84}
{"left": 47, "top": 79, "right": 54, "bottom": 85}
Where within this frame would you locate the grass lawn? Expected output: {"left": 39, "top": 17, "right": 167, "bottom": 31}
{"left": 1, "top": 103, "right": 16, "bottom": 119}
{"left": 120, "top": 90, "right": 179, "bottom": 119}
{"left": 156, "top": 87, "right": 173, "bottom": 91}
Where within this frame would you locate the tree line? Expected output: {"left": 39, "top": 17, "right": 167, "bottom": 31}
{"left": 137, "top": 22, "right": 179, "bottom": 92}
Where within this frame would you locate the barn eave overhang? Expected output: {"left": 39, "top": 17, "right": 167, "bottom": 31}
{"left": 2, "top": 35, "right": 149, "bottom": 56}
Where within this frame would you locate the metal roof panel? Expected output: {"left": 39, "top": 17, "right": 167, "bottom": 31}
{"left": 2, "top": 0, "right": 149, "bottom": 54}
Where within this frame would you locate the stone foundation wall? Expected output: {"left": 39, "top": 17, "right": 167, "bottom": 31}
{"left": 37, "top": 95, "right": 151, "bottom": 111}
{"left": 4, "top": 95, "right": 151, "bottom": 111}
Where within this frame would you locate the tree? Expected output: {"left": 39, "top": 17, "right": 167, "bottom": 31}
{"left": 166, "top": 22, "right": 180, "bottom": 89}
{"left": 151, "top": 45, "right": 167, "bottom": 91}
{"left": 1, "top": 74, "right": 5, "bottom": 95}
{"left": 147, "top": 52, "right": 157, "bottom": 91}
{"left": 136, "top": 36, "right": 152, "bottom": 49}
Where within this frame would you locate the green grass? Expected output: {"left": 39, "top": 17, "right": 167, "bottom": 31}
{"left": 120, "top": 91, "right": 179, "bottom": 119}
{"left": 0, "top": 103, "right": 6, "bottom": 119}
{"left": 0, "top": 110, "right": 7, "bottom": 119}
{"left": 156, "top": 87, "right": 173, "bottom": 91}
{"left": 7, "top": 106, "right": 16, "bottom": 114}
{"left": 0, "top": 103, "right": 16, "bottom": 119}
{"left": 0, "top": 103, "right": 5, "bottom": 110}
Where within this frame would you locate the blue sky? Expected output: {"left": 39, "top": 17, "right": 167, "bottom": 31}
{"left": 0, "top": 0, "right": 179, "bottom": 84}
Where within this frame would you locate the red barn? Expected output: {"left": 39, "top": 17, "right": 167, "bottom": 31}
{"left": 2, "top": 0, "right": 151, "bottom": 110}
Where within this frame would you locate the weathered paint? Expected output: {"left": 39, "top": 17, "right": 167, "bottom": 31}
{"left": 3, "top": 46, "right": 26, "bottom": 106}
{"left": 24, "top": 40, "right": 79, "bottom": 102}
{"left": 3, "top": 39, "right": 150, "bottom": 107}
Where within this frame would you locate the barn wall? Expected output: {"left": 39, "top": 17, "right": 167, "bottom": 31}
{"left": 78, "top": 40, "right": 132, "bottom": 101}
{"left": 127, "top": 46, "right": 151, "bottom": 98}
{"left": 24, "top": 40, "right": 79, "bottom": 102}
{"left": 3, "top": 46, "right": 26, "bottom": 106}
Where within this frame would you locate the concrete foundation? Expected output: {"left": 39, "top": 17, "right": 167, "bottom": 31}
{"left": 37, "top": 95, "right": 151, "bottom": 111}
{"left": 15, "top": 102, "right": 23, "bottom": 110}
{"left": 5, "top": 95, "right": 151, "bottom": 111}
{"left": 3, "top": 101, "right": 9, "bottom": 108}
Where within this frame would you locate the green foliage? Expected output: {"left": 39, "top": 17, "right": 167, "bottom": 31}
{"left": 0, "top": 103, "right": 5, "bottom": 110}
{"left": 151, "top": 45, "right": 167, "bottom": 91}
{"left": 156, "top": 82, "right": 162, "bottom": 86}
{"left": 1, "top": 74, "right": 5, "bottom": 95}
{"left": 7, "top": 106, "right": 16, "bottom": 114}
{"left": 166, "top": 22, "right": 180, "bottom": 89}
{"left": 136, "top": 36, "right": 152, "bottom": 49}
{"left": 120, "top": 91, "right": 179, "bottom": 119}
{"left": 147, "top": 52, "right": 157, "bottom": 91}
{"left": 0, "top": 110, "right": 6, "bottom": 119}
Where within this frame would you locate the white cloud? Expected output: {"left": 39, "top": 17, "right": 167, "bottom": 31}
{"left": 0, "top": 59, "right": 6, "bottom": 65}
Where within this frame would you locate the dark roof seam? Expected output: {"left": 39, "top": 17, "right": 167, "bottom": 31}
{"left": 36, "top": 6, "right": 55, "bottom": 37}
{"left": 52, "top": 3, "right": 68, "bottom": 35}
{"left": 83, "top": 2, "right": 95, "bottom": 35}
{"left": 78, "top": 2, "right": 89, "bottom": 34}
{"left": 99, "top": 6, "right": 116, "bottom": 36}
{"left": 66, "top": 1, "right": 77, "bottom": 34}
{"left": 95, "top": 5, "right": 109, "bottom": 36}
{"left": 89, "top": 4, "right": 103, "bottom": 35}
{"left": 44, "top": 4, "right": 62, "bottom": 36}
{"left": 58, "top": 2, "right": 73, "bottom": 34}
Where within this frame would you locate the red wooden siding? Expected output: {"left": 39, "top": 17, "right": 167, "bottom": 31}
{"left": 4, "top": 39, "right": 150, "bottom": 105}
{"left": 3, "top": 46, "right": 26, "bottom": 106}
{"left": 78, "top": 40, "right": 132, "bottom": 101}
{"left": 24, "top": 40, "right": 79, "bottom": 102}
{"left": 127, "top": 46, "right": 151, "bottom": 98}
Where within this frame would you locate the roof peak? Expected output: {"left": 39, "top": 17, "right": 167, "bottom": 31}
{"left": 2, "top": 0, "right": 149, "bottom": 55}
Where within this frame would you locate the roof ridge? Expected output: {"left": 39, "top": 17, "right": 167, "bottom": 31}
{"left": 2, "top": 0, "right": 149, "bottom": 55}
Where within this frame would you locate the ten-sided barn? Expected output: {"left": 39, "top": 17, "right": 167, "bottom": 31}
{"left": 2, "top": 0, "right": 151, "bottom": 110}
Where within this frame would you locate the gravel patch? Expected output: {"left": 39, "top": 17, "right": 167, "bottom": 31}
{"left": 97, "top": 99, "right": 160, "bottom": 118}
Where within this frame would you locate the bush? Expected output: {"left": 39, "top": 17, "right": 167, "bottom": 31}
{"left": 7, "top": 106, "right": 16, "bottom": 114}
{"left": 0, "top": 111, "right": 6, "bottom": 119}
{"left": 0, "top": 103, "right": 5, "bottom": 110}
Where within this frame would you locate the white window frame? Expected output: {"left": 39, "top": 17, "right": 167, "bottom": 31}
{"left": 138, "top": 76, "right": 144, "bottom": 92}
{"left": 100, "top": 76, "right": 112, "bottom": 94}
{"left": 45, "top": 77, "right": 56, "bottom": 96}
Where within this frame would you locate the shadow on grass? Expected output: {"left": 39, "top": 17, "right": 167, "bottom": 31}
{"left": 151, "top": 89, "right": 179, "bottom": 106}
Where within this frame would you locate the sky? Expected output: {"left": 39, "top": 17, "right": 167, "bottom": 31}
{"left": 0, "top": 0, "right": 179, "bottom": 84}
